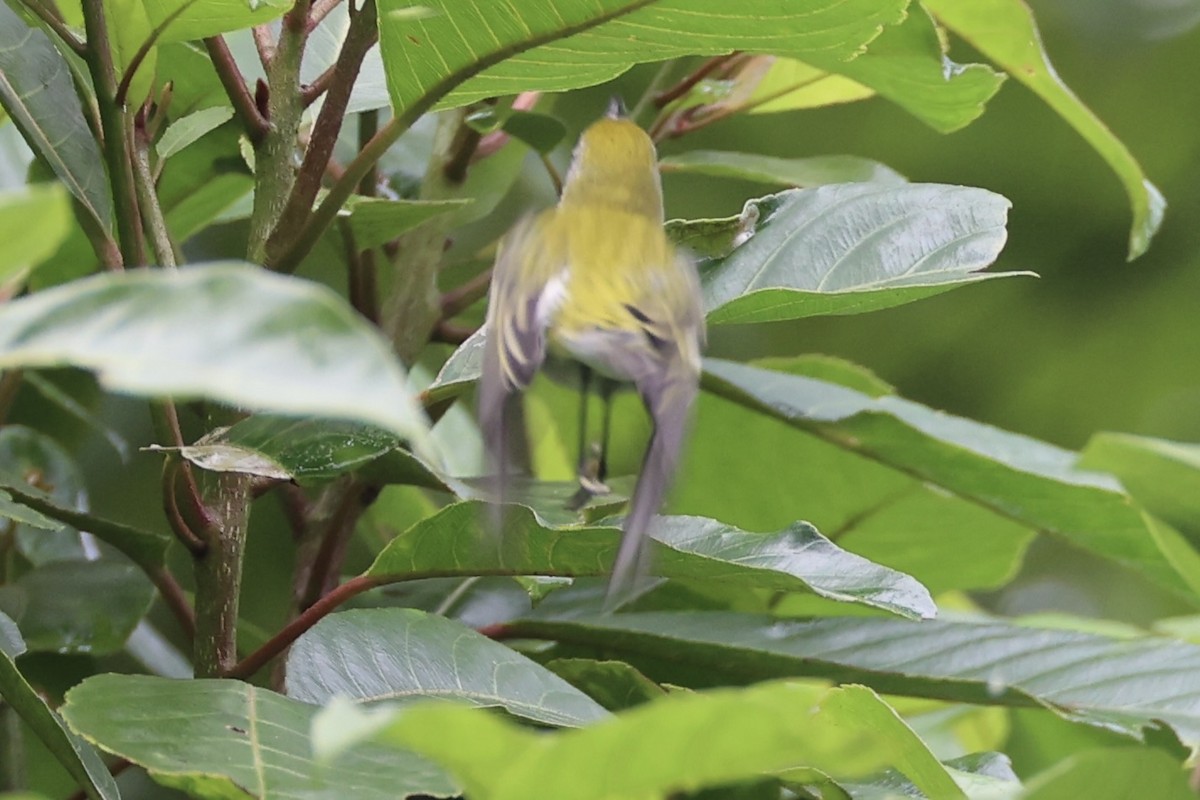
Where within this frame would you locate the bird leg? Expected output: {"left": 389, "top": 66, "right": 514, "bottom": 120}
{"left": 567, "top": 367, "right": 612, "bottom": 510}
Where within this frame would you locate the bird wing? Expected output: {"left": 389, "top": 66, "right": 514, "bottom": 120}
{"left": 479, "top": 211, "right": 563, "bottom": 503}
{"left": 608, "top": 250, "right": 706, "bottom": 601}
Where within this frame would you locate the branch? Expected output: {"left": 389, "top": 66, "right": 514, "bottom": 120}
{"left": 263, "top": 0, "right": 377, "bottom": 268}
{"left": 115, "top": 0, "right": 196, "bottom": 107}
{"left": 16, "top": 0, "right": 84, "bottom": 54}
{"left": 149, "top": 566, "right": 196, "bottom": 641}
{"left": 203, "top": 36, "right": 269, "bottom": 144}
{"left": 307, "top": 0, "right": 342, "bottom": 31}
{"left": 81, "top": 0, "right": 141, "bottom": 266}
{"left": 252, "top": 24, "right": 275, "bottom": 68}
{"left": 226, "top": 574, "right": 384, "bottom": 679}
{"left": 652, "top": 52, "right": 740, "bottom": 109}
{"left": 266, "top": 0, "right": 665, "bottom": 274}
{"left": 439, "top": 268, "right": 491, "bottom": 320}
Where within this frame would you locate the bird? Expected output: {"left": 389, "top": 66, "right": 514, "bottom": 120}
{"left": 478, "top": 100, "right": 705, "bottom": 600}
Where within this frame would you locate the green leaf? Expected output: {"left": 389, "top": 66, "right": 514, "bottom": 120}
{"left": 156, "top": 105, "right": 235, "bottom": 160}
{"left": 924, "top": 0, "right": 1164, "bottom": 259}
{"left": 61, "top": 673, "right": 456, "bottom": 799}
{"left": 365, "top": 501, "right": 935, "bottom": 619}
{"left": 142, "top": 0, "right": 292, "bottom": 42}
{"left": 1079, "top": 432, "right": 1200, "bottom": 542}
{"left": 840, "top": 752, "right": 1022, "bottom": 800}
{"left": 701, "top": 358, "right": 1198, "bottom": 601}
{"left": 286, "top": 608, "right": 609, "bottom": 726}
{"left": 0, "top": 612, "right": 120, "bottom": 800}
{"left": 544, "top": 658, "right": 666, "bottom": 711}
{"left": 0, "top": 425, "right": 88, "bottom": 565}
{"left": 168, "top": 414, "right": 452, "bottom": 489}
{"left": 106, "top": 0, "right": 157, "bottom": 107}
{"left": 425, "top": 327, "right": 485, "bottom": 405}
{"left": 322, "top": 681, "right": 963, "bottom": 799}
{"left": 342, "top": 197, "right": 471, "bottom": 250}
{"left": 0, "top": 3, "right": 113, "bottom": 235}
{"left": 743, "top": 57, "right": 875, "bottom": 113}
{"left": 0, "top": 488, "right": 59, "bottom": 531}
{"left": 660, "top": 151, "right": 906, "bottom": 188}
{"left": 0, "top": 184, "right": 72, "bottom": 282}
{"left": 697, "top": 185, "right": 1024, "bottom": 325}
{"left": 1021, "top": 747, "right": 1191, "bottom": 799}
{"left": 380, "top": 0, "right": 906, "bottom": 116}
{"left": 0, "top": 560, "right": 154, "bottom": 654}
{"left": 500, "top": 110, "right": 567, "bottom": 155}
{"left": 0, "top": 263, "right": 434, "bottom": 457}
{"left": 0, "top": 481, "right": 172, "bottom": 577}
{"left": 507, "top": 612, "right": 1200, "bottom": 749}
{"left": 809, "top": 3, "right": 1005, "bottom": 133}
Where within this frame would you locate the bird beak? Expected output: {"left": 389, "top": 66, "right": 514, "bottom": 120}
{"left": 606, "top": 95, "right": 628, "bottom": 119}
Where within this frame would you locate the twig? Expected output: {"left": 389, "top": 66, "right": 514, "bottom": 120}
{"left": 267, "top": 0, "right": 662, "bottom": 273}
{"left": 307, "top": 0, "right": 343, "bottom": 31}
{"left": 131, "top": 116, "right": 180, "bottom": 267}
{"left": 16, "top": 0, "right": 84, "bottom": 54}
{"left": 629, "top": 59, "right": 674, "bottom": 122}
{"left": 81, "top": 0, "right": 142, "bottom": 266}
{"left": 115, "top": 0, "right": 196, "bottom": 107}
{"left": 652, "top": 52, "right": 740, "bottom": 110}
{"left": 263, "top": 0, "right": 378, "bottom": 269}
{"left": 299, "top": 482, "right": 365, "bottom": 609}
{"left": 203, "top": 36, "right": 269, "bottom": 144}
{"left": 226, "top": 575, "right": 385, "bottom": 679}
{"left": 299, "top": 63, "right": 337, "bottom": 107}
{"left": 252, "top": 24, "right": 275, "bottom": 68}
{"left": 150, "top": 566, "right": 196, "bottom": 641}
{"left": 161, "top": 459, "right": 209, "bottom": 556}
{"left": 432, "top": 320, "right": 475, "bottom": 345}
{"left": 347, "top": 109, "right": 380, "bottom": 322}
{"left": 439, "top": 267, "right": 492, "bottom": 320}
{"left": 0, "top": 370, "right": 23, "bottom": 426}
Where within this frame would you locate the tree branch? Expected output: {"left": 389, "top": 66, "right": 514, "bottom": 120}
{"left": 263, "top": 0, "right": 377, "bottom": 267}
{"left": 81, "top": 0, "right": 141, "bottom": 266}
{"left": 203, "top": 36, "right": 269, "bottom": 144}
{"left": 226, "top": 574, "right": 384, "bottom": 679}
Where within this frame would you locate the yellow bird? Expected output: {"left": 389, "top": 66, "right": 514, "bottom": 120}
{"left": 479, "top": 102, "right": 705, "bottom": 598}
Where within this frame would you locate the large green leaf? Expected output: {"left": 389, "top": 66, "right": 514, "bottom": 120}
{"left": 1079, "top": 432, "right": 1200, "bottom": 542}
{"left": 659, "top": 151, "right": 906, "bottom": 189}
{"left": 1020, "top": 747, "right": 1192, "bottom": 799}
{"left": 674, "top": 366, "right": 1035, "bottom": 597}
{"left": 142, "top": 0, "right": 291, "bottom": 42}
{"left": 62, "top": 673, "right": 456, "bottom": 799}
{"left": 701, "top": 358, "right": 1197, "bottom": 602}
{"left": 802, "top": 2, "right": 1005, "bottom": 133}
{"left": 924, "top": 0, "right": 1164, "bottom": 259}
{"left": 286, "top": 608, "right": 608, "bottom": 726}
{"left": 0, "top": 3, "right": 112, "bottom": 235}
{"left": 0, "top": 560, "right": 154, "bottom": 654}
{"left": 0, "top": 263, "right": 434, "bottom": 456}
{"left": 507, "top": 612, "right": 1200, "bottom": 750}
{"left": 364, "top": 501, "right": 936, "bottom": 619}
{"left": 380, "top": 0, "right": 905, "bottom": 115}
{"left": 316, "top": 681, "right": 964, "bottom": 799}
{"left": 0, "top": 481, "right": 172, "bottom": 577}
{"left": 0, "top": 613, "right": 119, "bottom": 800}
{"left": 342, "top": 197, "right": 471, "bottom": 250}
{"left": 165, "top": 414, "right": 451, "bottom": 490}
{"left": 696, "top": 185, "right": 1023, "bottom": 325}
{"left": 0, "top": 185, "right": 72, "bottom": 282}
{"left": 0, "top": 425, "right": 88, "bottom": 565}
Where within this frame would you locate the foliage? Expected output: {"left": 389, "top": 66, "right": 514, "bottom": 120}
{"left": 0, "top": 0, "right": 1192, "bottom": 798}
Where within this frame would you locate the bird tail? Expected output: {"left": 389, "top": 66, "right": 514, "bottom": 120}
{"left": 607, "top": 367, "right": 698, "bottom": 604}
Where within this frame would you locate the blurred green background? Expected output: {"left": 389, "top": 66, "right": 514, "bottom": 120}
{"left": 642, "top": 0, "right": 1200, "bottom": 451}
